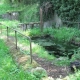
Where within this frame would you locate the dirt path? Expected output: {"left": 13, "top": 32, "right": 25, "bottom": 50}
{"left": 32, "top": 54, "right": 69, "bottom": 78}
{"left": 1, "top": 35, "right": 70, "bottom": 79}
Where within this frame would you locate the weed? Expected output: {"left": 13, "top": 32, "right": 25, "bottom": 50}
{"left": 0, "top": 39, "right": 38, "bottom": 80}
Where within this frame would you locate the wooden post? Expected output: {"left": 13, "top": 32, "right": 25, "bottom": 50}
{"left": 7, "top": 27, "right": 9, "bottom": 41}
{"left": 0, "top": 23, "right": 2, "bottom": 34}
{"left": 25, "top": 24, "right": 27, "bottom": 30}
{"left": 29, "top": 39, "right": 32, "bottom": 64}
{"left": 15, "top": 30, "right": 17, "bottom": 49}
{"left": 1, "top": 26, "right": 2, "bottom": 34}
{"left": 40, "top": 7, "right": 43, "bottom": 32}
{"left": 31, "top": 23, "right": 34, "bottom": 29}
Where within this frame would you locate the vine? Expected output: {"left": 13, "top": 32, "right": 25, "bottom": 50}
{"left": 40, "top": 0, "right": 80, "bottom": 21}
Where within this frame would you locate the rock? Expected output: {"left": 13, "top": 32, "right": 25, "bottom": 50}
{"left": 70, "top": 61, "right": 80, "bottom": 72}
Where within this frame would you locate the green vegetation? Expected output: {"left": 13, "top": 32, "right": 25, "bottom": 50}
{"left": 23, "top": 27, "right": 80, "bottom": 66}
{"left": 0, "top": 0, "right": 80, "bottom": 79}
{"left": 19, "top": 4, "right": 39, "bottom": 23}
{"left": 31, "top": 67, "right": 47, "bottom": 79}
{"left": 69, "top": 70, "right": 80, "bottom": 80}
{"left": 0, "top": 39, "right": 38, "bottom": 80}
{"left": 40, "top": 0, "right": 80, "bottom": 21}
{"left": 0, "top": 1, "right": 39, "bottom": 23}
{"left": 25, "top": 27, "right": 80, "bottom": 42}
{"left": 0, "top": 4, "right": 11, "bottom": 15}
{"left": 0, "top": 20, "right": 19, "bottom": 28}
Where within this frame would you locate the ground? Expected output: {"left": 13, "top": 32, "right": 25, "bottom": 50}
{"left": 33, "top": 54, "right": 69, "bottom": 78}
{"left": 1, "top": 36, "right": 70, "bottom": 79}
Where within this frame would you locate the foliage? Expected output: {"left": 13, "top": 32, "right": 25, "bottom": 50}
{"left": 24, "top": 27, "right": 80, "bottom": 65}
{"left": 39, "top": 0, "right": 80, "bottom": 21}
{"left": 0, "top": 39, "right": 38, "bottom": 80}
{"left": 0, "top": 20, "right": 19, "bottom": 28}
{"left": 25, "top": 27, "right": 80, "bottom": 43}
{"left": 53, "top": 0, "right": 80, "bottom": 21}
{"left": 51, "top": 27, "right": 80, "bottom": 42}
{"left": 68, "top": 70, "right": 80, "bottom": 80}
{"left": 56, "top": 70, "right": 80, "bottom": 80}
{"left": 24, "top": 28, "right": 41, "bottom": 36}
{"left": 1, "top": 0, "right": 38, "bottom": 5}
{"left": 0, "top": 39, "right": 9, "bottom": 54}
{"left": 31, "top": 67, "right": 47, "bottom": 79}
{"left": 53, "top": 57, "right": 70, "bottom": 66}
{"left": 19, "top": 4, "right": 39, "bottom": 23}
{"left": 0, "top": 3, "right": 23, "bottom": 15}
{"left": 0, "top": 1, "right": 39, "bottom": 23}
{"left": 0, "top": 4, "right": 12, "bottom": 15}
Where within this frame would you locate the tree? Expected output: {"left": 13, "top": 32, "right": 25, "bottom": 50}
{"left": 39, "top": 0, "right": 80, "bottom": 21}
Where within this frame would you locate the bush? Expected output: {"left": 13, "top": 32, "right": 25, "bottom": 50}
{"left": 31, "top": 67, "right": 47, "bottom": 79}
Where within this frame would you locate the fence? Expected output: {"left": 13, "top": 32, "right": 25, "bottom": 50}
{"left": 0, "top": 23, "right": 33, "bottom": 64}
{"left": 0, "top": 20, "right": 80, "bottom": 63}
{"left": 19, "top": 22, "right": 40, "bottom": 31}
{"left": 0, "top": 23, "right": 2, "bottom": 34}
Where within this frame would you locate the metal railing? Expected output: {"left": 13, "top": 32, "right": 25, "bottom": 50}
{"left": 0, "top": 20, "right": 80, "bottom": 63}
{"left": 19, "top": 22, "right": 40, "bottom": 31}
{"left": 0, "top": 23, "right": 2, "bottom": 34}
{"left": 0, "top": 24, "right": 32, "bottom": 64}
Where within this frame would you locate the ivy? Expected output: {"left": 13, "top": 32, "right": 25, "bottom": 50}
{"left": 40, "top": 0, "right": 80, "bottom": 21}
{"left": 53, "top": 0, "right": 80, "bottom": 21}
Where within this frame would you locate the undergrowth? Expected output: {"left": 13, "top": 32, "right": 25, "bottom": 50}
{"left": 0, "top": 2, "right": 80, "bottom": 79}
{"left": 25, "top": 27, "right": 80, "bottom": 43}
{"left": 0, "top": 39, "right": 38, "bottom": 80}
{"left": 19, "top": 4, "right": 39, "bottom": 23}
{"left": 24, "top": 27, "right": 80, "bottom": 66}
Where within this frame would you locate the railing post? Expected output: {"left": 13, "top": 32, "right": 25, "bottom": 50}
{"left": 25, "top": 24, "right": 27, "bottom": 30}
{"left": 7, "top": 27, "right": 9, "bottom": 41}
{"left": 15, "top": 30, "right": 17, "bottom": 49}
{"left": 1, "top": 26, "right": 2, "bottom": 34}
{"left": 78, "top": 23, "right": 80, "bottom": 28}
{"left": 29, "top": 38, "right": 32, "bottom": 64}
{"left": 40, "top": 7, "right": 43, "bottom": 32}
{"left": 31, "top": 24, "right": 34, "bottom": 29}
{"left": 0, "top": 23, "right": 2, "bottom": 34}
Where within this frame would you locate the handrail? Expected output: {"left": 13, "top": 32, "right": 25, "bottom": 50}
{"left": 1, "top": 25, "right": 32, "bottom": 64}
{"left": 0, "top": 23, "right": 2, "bottom": 34}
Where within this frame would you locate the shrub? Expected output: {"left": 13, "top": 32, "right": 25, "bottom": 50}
{"left": 31, "top": 67, "right": 47, "bottom": 79}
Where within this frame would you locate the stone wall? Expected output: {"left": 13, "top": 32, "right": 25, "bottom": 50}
{"left": 2, "top": 12, "right": 19, "bottom": 20}
{"left": 44, "top": 12, "right": 62, "bottom": 28}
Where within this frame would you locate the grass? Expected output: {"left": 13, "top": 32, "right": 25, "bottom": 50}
{"left": 0, "top": 2, "right": 39, "bottom": 23}
{"left": 1, "top": 26, "right": 80, "bottom": 65}
{"left": 0, "top": 4, "right": 11, "bottom": 15}
{"left": 0, "top": 2, "right": 26, "bottom": 15}
{"left": 0, "top": 20, "right": 19, "bottom": 28}
{"left": 0, "top": 25, "right": 55, "bottom": 61}
{"left": 24, "top": 27, "right": 80, "bottom": 43}
{"left": 0, "top": 39, "right": 39, "bottom": 80}
{"left": 15, "top": 33, "right": 55, "bottom": 60}
{"left": 63, "top": 70, "right": 80, "bottom": 80}
{"left": 0, "top": 1, "right": 80, "bottom": 66}
{"left": 19, "top": 4, "right": 39, "bottom": 23}
{"left": 23, "top": 27, "right": 80, "bottom": 65}
{"left": 69, "top": 70, "right": 80, "bottom": 80}
{"left": 1, "top": 24, "right": 80, "bottom": 66}
{"left": 0, "top": 2, "right": 80, "bottom": 79}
